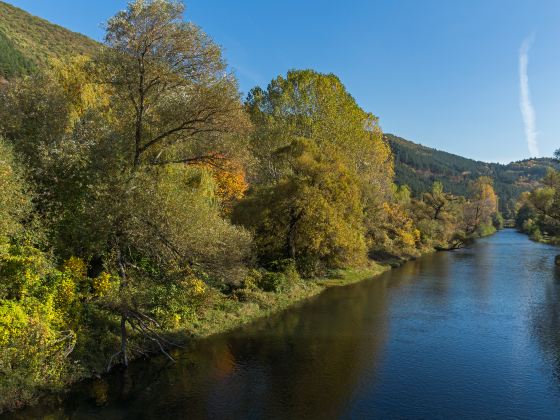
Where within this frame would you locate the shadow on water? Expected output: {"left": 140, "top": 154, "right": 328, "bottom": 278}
{"left": 11, "top": 230, "right": 560, "bottom": 419}
{"left": 531, "top": 264, "right": 560, "bottom": 386}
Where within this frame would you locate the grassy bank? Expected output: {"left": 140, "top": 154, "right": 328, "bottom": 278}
{"left": 174, "top": 262, "right": 390, "bottom": 340}
{"left": 314, "top": 264, "right": 390, "bottom": 288}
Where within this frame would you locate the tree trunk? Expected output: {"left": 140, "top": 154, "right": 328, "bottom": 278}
{"left": 120, "top": 314, "right": 128, "bottom": 367}
{"left": 287, "top": 208, "right": 300, "bottom": 260}
{"left": 117, "top": 247, "right": 129, "bottom": 367}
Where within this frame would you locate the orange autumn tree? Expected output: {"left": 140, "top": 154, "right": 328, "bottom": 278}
{"left": 198, "top": 157, "right": 249, "bottom": 212}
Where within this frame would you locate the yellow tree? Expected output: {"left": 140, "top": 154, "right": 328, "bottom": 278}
{"left": 464, "top": 176, "right": 498, "bottom": 234}
{"left": 234, "top": 139, "right": 367, "bottom": 276}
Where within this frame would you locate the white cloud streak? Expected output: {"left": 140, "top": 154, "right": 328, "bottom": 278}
{"left": 519, "top": 35, "right": 539, "bottom": 157}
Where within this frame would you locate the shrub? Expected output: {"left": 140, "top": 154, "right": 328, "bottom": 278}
{"left": 0, "top": 299, "right": 76, "bottom": 412}
{"left": 258, "top": 272, "right": 288, "bottom": 293}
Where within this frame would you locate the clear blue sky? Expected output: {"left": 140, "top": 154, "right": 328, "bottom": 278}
{"left": 7, "top": 0, "right": 560, "bottom": 163}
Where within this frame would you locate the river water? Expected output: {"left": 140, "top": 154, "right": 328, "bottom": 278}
{"left": 15, "top": 229, "right": 560, "bottom": 419}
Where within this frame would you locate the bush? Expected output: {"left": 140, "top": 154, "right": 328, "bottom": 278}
{"left": 522, "top": 218, "right": 541, "bottom": 239}
{"left": 476, "top": 222, "right": 496, "bottom": 237}
{"left": 239, "top": 260, "right": 302, "bottom": 293}
{"left": 492, "top": 212, "right": 504, "bottom": 230}
{"left": 0, "top": 299, "right": 77, "bottom": 411}
{"left": 241, "top": 269, "right": 264, "bottom": 290}
{"left": 258, "top": 272, "right": 288, "bottom": 293}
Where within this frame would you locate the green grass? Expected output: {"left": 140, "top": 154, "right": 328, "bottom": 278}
{"left": 314, "top": 264, "right": 390, "bottom": 288}
{"left": 171, "top": 263, "right": 390, "bottom": 340}
{"left": 173, "top": 281, "right": 323, "bottom": 339}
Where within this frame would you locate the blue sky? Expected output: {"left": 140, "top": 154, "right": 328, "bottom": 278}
{"left": 7, "top": 0, "right": 560, "bottom": 162}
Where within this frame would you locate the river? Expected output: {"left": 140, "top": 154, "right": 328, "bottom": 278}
{"left": 14, "top": 229, "right": 560, "bottom": 419}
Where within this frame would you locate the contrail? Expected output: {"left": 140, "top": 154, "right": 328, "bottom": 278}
{"left": 519, "top": 35, "right": 539, "bottom": 158}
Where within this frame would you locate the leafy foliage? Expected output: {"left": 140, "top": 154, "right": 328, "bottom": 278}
{"left": 516, "top": 169, "right": 560, "bottom": 242}
{"left": 234, "top": 139, "right": 367, "bottom": 276}
{"left": 0, "top": 138, "right": 31, "bottom": 242}
{"left": 246, "top": 69, "right": 393, "bottom": 194}
{"left": 0, "top": 1, "right": 251, "bottom": 410}
{"left": 0, "top": 28, "right": 34, "bottom": 78}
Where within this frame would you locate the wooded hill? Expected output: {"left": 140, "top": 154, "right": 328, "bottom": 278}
{"left": 388, "top": 134, "right": 560, "bottom": 217}
{"left": 0, "top": 1, "right": 98, "bottom": 79}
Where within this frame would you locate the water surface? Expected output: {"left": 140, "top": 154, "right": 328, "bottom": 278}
{"left": 16, "top": 230, "right": 560, "bottom": 419}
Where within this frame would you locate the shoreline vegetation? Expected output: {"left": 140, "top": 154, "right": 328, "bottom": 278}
{"left": 170, "top": 264, "right": 391, "bottom": 342}
{"left": 11, "top": 260, "right": 398, "bottom": 413}
{"left": 0, "top": 0, "right": 505, "bottom": 413}
{"left": 515, "top": 164, "right": 560, "bottom": 248}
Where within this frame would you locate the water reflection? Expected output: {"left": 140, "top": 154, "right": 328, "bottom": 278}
{"left": 531, "top": 265, "right": 560, "bottom": 386}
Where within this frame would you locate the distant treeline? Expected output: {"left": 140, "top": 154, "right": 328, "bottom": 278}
{"left": 388, "top": 134, "right": 560, "bottom": 218}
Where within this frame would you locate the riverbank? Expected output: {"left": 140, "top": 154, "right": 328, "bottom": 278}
{"left": 0, "top": 260, "right": 393, "bottom": 414}
{"left": 165, "top": 262, "right": 392, "bottom": 341}
{"left": 16, "top": 230, "right": 551, "bottom": 419}
{"left": 3, "top": 238, "right": 476, "bottom": 415}
{"left": 173, "top": 233, "right": 500, "bottom": 344}
{"left": 3, "top": 243, "right": 459, "bottom": 414}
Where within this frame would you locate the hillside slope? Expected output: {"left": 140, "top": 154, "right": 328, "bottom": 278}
{"left": 0, "top": 1, "right": 99, "bottom": 78}
{"left": 387, "top": 134, "right": 560, "bottom": 216}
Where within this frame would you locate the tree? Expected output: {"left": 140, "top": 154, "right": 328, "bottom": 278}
{"left": 516, "top": 169, "right": 560, "bottom": 239}
{"left": 98, "top": 0, "right": 249, "bottom": 172}
{"left": 90, "top": 0, "right": 252, "bottom": 367}
{"left": 367, "top": 185, "right": 421, "bottom": 258}
{"left": 423, "top": 181, "right": 449, "bottom": 221}
{"left": 234, "top": 139, "right": 367, "bottom": 276}
{"left": 0, "top": 0, "right": 252, "bottom": 369}
{"left": 245, "top": 69, "right": 393, "bottom": 194}
{"left": 464, "top": 176, "right": 499, "bottom": 235}
{"left": 244, "top": 70, "right": 395, "bottom": 259}
{"left": 413, "top": 182, "right": 465, "bottom": 249}
{"left": 0, "top": 138, "right": 31, "bottom": 242}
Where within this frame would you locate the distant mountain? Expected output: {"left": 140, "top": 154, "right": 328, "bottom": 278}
{"left": 0, "top": 1, "right": 99, "bottom": 79}
{"left": 387, "top": 134, "right": 560, "bottom": 217}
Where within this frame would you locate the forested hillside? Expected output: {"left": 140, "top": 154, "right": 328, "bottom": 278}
{"left": 388, "top": 134, "right": 560, "bottom": 217}
{"left": 0, "top": 1, "right": 98, "bottom": 79}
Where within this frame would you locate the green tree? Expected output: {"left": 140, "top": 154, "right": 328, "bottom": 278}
{"left": 244, "top": 70, "right": 395, "bottom": 258}
{"left": 464, "top": 176, "right": 499, "bottom": 235}
{"left": 0, "top": 138, "right": 31, "bottom": 242}
{"left": 88, "top": 0, "right": 252, "bottom": 367}
{"left": 516, "top": 169, "right": 560, "bottom": 240}
{"left": 413, "top": 181, "right": 466, "bottom": 249}
{"left": 245, "top": 69, "right": 393, "bottom": 192}
{"left": 98, "top": 0, "right": 249, "bottom": 172}
{"left": 234, "top": 139, "right": 366, "bottom": 276}
{"left": 0, "top": 0, "right": 252, "bottom": 368}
